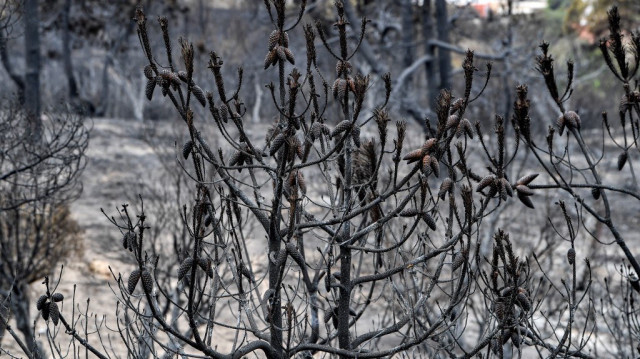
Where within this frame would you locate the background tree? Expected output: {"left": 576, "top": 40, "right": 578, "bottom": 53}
{"left": 0, "top": 103, "right": 88, "bottom": 356}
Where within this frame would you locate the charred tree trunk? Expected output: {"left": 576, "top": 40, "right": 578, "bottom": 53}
{"left": 422, "top": 0, "right": 437, "bottom": 111}
{"left": 12, "top": 284, "right": 42, "bottom": 359}
{"left": 401, "top": 0, "right": 414, "bottom": 88}
{"left": 24, "top": 0, "right": 42, "bottom": 142}
{"left": 435, "top": 0, "right": 451, "bottom": 92}
{"left": 62, "top": 0, "right": 78, "bottom": 99}
{"left": 0, "top": 30, "right": 25, "bottom": 104}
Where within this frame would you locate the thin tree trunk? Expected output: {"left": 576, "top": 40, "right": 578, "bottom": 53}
{"left": 401, "top": 0, "right": 414, "bottom": 87}
{"left": 435, "top": 0, "right": 451, "bottom": 91}
{"left": 422, "top": 0, "right": 437, "bottom": 111}
{"left": 0, "top": 30, "right": 25, "bottom": 103}
{"left": 96, "top": 21, "right": 134, "bottom": 117}
{"left": 12, "top": 285, "right": 42, "bottom": 359}
{"left": 24, "top": 0, "right": 41, "bottom": 142}
{"left": 62, "top": 0, "right": 78, "bottom": 99}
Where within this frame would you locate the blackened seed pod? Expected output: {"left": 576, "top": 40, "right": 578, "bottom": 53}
{"left": 564, "top": 110, "right": 581, "bottom": 129}
{"left": 198, "top": 258, "right": 213, "bottom": 278}
{"left": 310, "top": 122, "right": 323, "bottom": 142}
{"left": 399, "top": 208, "right": 420, "bottom": 217}
{"left": 403, "top": 148, "right": 424, "bottom": 163}
{"left": 452, "top": 252, "right": 465, "bottom": 271}
{"left": 423, "top": 213, "right": 437, "bottom": 231}
{"left": 591, "top": 187, "right": 601, "bottom": 200}
{"left": 618, "top": 151, "right": 628, "bottom": 171}
{"left": 268, "top": 30, "right": 279, "bottom": 50}
{"left": 146, "top": 78, "right": 156, "bottom": 101}
{"left": 501, "top": 178, "right": 513, "bottom": 197}
{"left": 430, "top": 156, "right": 440, "bottom": 178}
{"left": 144, "top": 65, "right": 154, "bottom": 80}
{"left": 461, "top": 118, "right": 474, "bottom": 138}
{"left": 567, "top": 248, "right": 576, "bottom": 265}
{"left": 192, "top": 85, "right": 206, "bottom": 107}
{"left": 49, "top": 302, "right": 60, "bottom": 325}
{"left": 297, "top": 171, "right": 307, "bottom": 195}
{"left": 477, "top": 175, "right": 495, "bottom": 192}
{"left": 438, "top": 178, "right": 453, "bottom": 200}
{"left": 52, "top": 293, "right": 64, "bottom": 302}
{"left": 269, "top": 133, "right": 286, "bottom": 156}
{"left": 182, "top": 140, "right": 194, "bottom": 160}
{"left": 178, "top": 257, "right": 194, "bottom": 280}
{"left": 516, "top": 173, "right": 539, "bottom": 186}
{"left": 41, "top": 303, "right": 50, "bottom": 320}
{"left": 141, "top": 270, "right": 153, "bottom": 293}
{"left": 511, "top": 330, "right": 521, "bottom": 348}
{"left": 284, "top": 48, "right": 295, "bottom": 65}
{"left": 446, "top": 114, "right": 460, "bottom": 130}
{"left": 455, "top": 121, "right": 466, "bottom": 138}
{"left": 516, "top": 292, "right": 531, "bottom": 312}
{"left": 276, "top": 46, "right": 286, "bottom": 61}
{"left": 351, "top": 125, "right": 361, "bottom": 147}
{"left": 128, "top": 269, "right": 141, "bottom": 294}
{"left": 515, "top": 185, "right": 533, "bottom": 197}
{"left": 36, "top": 295, "right": 48, "bottom": 310}
{"left": 332, "top": 120, "right": 351, "bottom": 138}
{"left": 264, "top": 50, "right": 277, "bottom": 69}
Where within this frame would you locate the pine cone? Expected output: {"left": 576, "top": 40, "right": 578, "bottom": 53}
{"left": 178, "top": 257, "right": 194, "bottom": 281}
{"left": 477, "top": 175, "right": 496, "bottom": 192}
{"left": 518, "top": 192, "right": 535, "bottom": 209}
{"left": 422, "top": 138, "right": 437, "bottom": 153}
{"left": 264, "top": 49, "right": 278, "bottom": 69}
{"left": 452, "top": 251, "right": 465, "bottom": 271}
{"left": 297, "top": 171, "right": 307, "bottom": 195}
{"left": 192, "top": 85, "right": 206, "bottom": 107}
{"left": 422, "top": 213, "right": 437, "bottom": 230}
{"left": 438, "top": 178, "right": 453, "bottom": 200}
{"left": 141, "top": 270, "right": 153, "bottom": 293}
{"left": 269, "top": 133, "right": 286, "bottom": 156}
{"left": 283, "top": 48, "right": 295, "bottom": 65}
{"left": 182, "top": 140, "right": 194, "bottom": 160}
{"left": 618, "top": 151, "right": 628, "bottom": 171}
{"left": 348, "top": 125, "right": 360, "bottom": 148}
{"left": 49, "top": 302, "right": 60, "bottom": 325}
{"left": 40, "top": 303, "right": 50, "bottom": 320}
{"left": 332, "top": 120, "right": 352, "bottom": 138}
{"left": 515, "top": 184, "right": 533, "bottom": 197}
{"left": 399, "top": 208, "right": 420, "bottom": 217}
{"left": 403, "top": 148, "right": 424, "bottom": 163}
{"left": 332, "top": 78, "right": 348, "bottom": 100}
{"left": 511, "top": 330, "right": 521, "bottom": 348}
{"left": 310, "top": 122, "right": 323, "bottom": 141}
{"left": 516, "top": 173, "right": 538, "bottom": 186}
{"left": 567, "top": 248, "right": 576, "bottom": 265}
{"left": 564, "top": 110, "right": 581, "bottom": 129}
{"left": 128, "top": 269, "right": 141, "bottom": 294}
{"left": 145, "top": 78, "right": 156, "bottom": 101}
{"left": 446, "top": 114, "right": 460, "bottom": 129}
{"left": 36, "top": 295, "right": 48, "bottom": 310}
{"left": 268, "top": 30, "right": 279, "bottom": 50}
{"left": 516, "top": 291, "right": 531, "bottom": 312}
{"left": 143, "top": 65, "right": 154, "bottom": 80}
{"left": 198, "top": 258, "right": 213, "bottom": 278}
{"left": 276, "top": 46, "right": 286, "bottom": 61}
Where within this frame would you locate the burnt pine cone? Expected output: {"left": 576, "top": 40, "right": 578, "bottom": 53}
{"left": 141, "top": 270, "right": 154, "bottom": 293}
{"left": 128, "top": 269, "right": 141, "bottom": 294}
{"left": 49, "top": 302, "right": 60, "bottom": 325}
